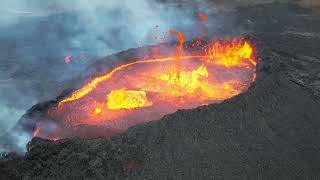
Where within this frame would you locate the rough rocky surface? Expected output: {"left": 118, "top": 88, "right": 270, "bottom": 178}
{"left": 1, "top": 2, "right": 320, "bottom": 180}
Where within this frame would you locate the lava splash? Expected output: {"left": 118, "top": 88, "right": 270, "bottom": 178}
{"left": 35, "top": 38, "right": 256, "bottom": 140}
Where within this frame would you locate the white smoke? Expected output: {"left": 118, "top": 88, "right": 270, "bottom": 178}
{"left": 0, "top": 0, "right": 214, "bottom": 153}
{"left": 0, "top": 105, "right": 25, "bottom": 137}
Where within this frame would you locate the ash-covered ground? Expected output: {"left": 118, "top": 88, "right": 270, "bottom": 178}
{"left": 1, "top": 1, "right": 320, "bottom": 180}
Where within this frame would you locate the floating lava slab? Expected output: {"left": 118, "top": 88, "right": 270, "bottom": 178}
{"left": 34, "top": 39, "right": 256, "bottom": 140}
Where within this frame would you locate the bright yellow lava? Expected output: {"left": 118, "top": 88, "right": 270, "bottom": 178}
{"left": 158, "top": 64, "right": 208, "bottom": 89}
{"left": 94, "top": 107, "right": 102, "bottom": 115}
{"left": 107, "top": 89, "right": 153, "bottom": 110}
{"left": 150, "top": 64, "right": 210, "bottom": 96}
{"left": 207, "top": 41, "right": 255, "bottom": 67}
{"left": 136, "top": 64, "right": 242, "bottom": 101}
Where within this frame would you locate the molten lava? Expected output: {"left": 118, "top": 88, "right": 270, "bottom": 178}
{"left": 197, "top": 13, "right": 208, "bottom": 21}
{"left": 35, "top": 38, "right": 256, "bottom": 140}
{"left": 107, "top": 89, "right": 152, "bottom": 110}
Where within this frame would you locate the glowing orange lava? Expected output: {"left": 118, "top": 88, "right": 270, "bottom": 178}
{"left": 197, "top": 13, "right": 208, "bottom": 21}
{"left": 34, "top": 38, "right": 256, "bottom": 140}
{"left": 33, "top": 127, "right": 40, "bottom": 137}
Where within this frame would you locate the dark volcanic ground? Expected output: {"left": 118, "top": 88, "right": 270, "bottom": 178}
{"left": 1, "top": 2, "right": 320, "bottom": 180}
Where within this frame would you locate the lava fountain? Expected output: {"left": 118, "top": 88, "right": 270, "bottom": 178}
{"left": 34, "top": 37, "right": 256, "bottom": 140}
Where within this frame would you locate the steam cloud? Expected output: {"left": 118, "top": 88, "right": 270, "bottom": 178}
{"left": 0, "top": 0, "right": 214, "bottom": 153}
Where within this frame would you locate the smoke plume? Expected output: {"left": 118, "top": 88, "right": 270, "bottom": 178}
{"left": 0, "top": 0, "right": 216, "bottom": 153}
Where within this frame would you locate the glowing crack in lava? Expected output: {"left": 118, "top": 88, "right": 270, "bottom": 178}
{"left": 34, "top": 38, "right": 256, "bottom": 140}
